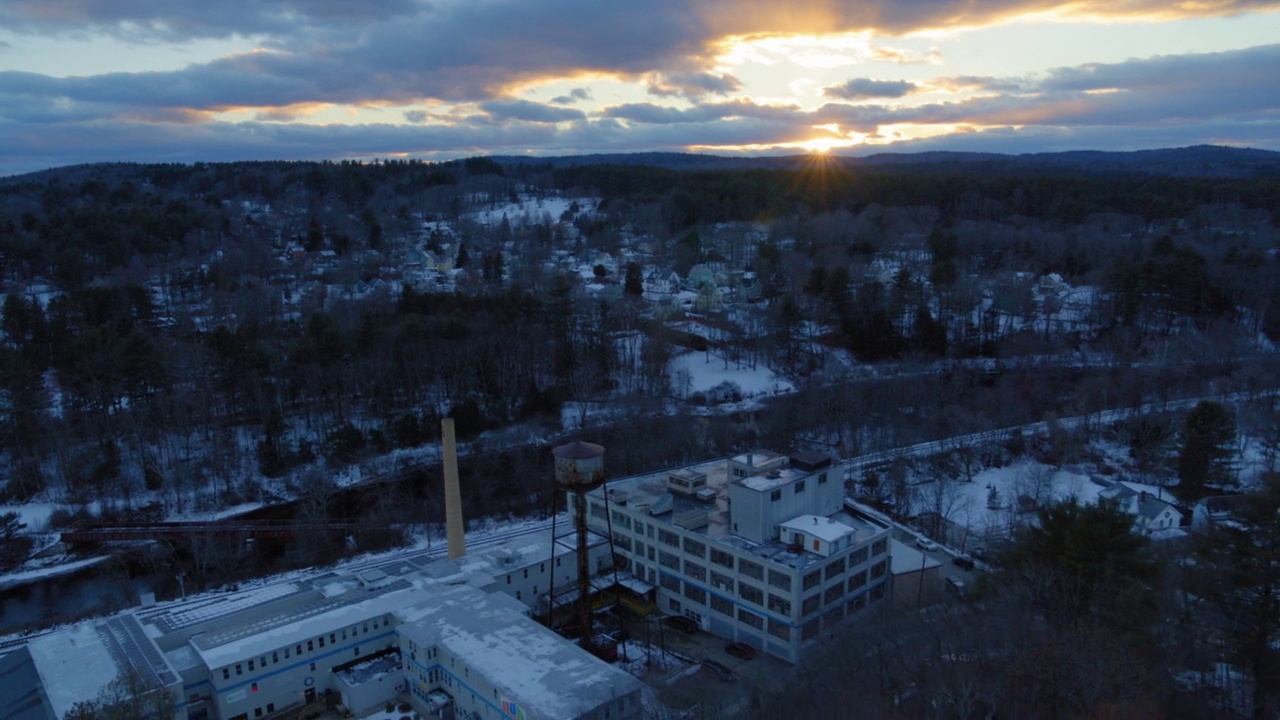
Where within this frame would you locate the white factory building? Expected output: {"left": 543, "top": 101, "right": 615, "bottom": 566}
{"left": 0, "top": 447, "right": 896, "bottom": 719}
{"left": 577, "top": 449, "right": 893, "bottom": 663}
{"left": 0, "top": 531, "right": 641, "bottom": 720}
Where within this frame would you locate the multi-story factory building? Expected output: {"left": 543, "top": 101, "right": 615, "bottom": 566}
{"left": 579, "top": 450, "right": 892, "bottom": 662}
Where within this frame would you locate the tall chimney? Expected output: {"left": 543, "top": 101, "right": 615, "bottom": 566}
{"left": 441, "top": 418, "right": 466, "bottom": 560}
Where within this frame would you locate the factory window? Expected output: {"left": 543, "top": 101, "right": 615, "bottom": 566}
{"left": 307, "top": 641, "right": 314, "bottom": 652}
{"left": 739, "top": 582, "right": 764, "bottom": 606}
{"left": 669, "top": 598, "right": 681, "bottom": 612}
{"left": 647, "top": 525, "right": 654, "bottom": 539}
{"left": 310, "top": 662, "right": 316, "bottom": 672}
{"left": 801, "top": 570, "right": 821, "bottom": 591}
{"left": 824, "top": 583, "right": 845, "bottom": 604}
{"left": 267, "top": 705, "right": 274, "bottom": 713}
{"left": 801, "top": 594, "right": 821, "bottom": 616}
{"left": 740, "top": 559, "right": 763, "bottom": 580}
{"left": 506, "top": 575, "right": 511, "bottom": 584}
{"left": 647, "top": 547, "right": 655, "bottom": 561}
{"left": 767, "top": 594, "right": 791, "bottom": 616}
{"left": 659, "top": 574, "right": 680, "bottom": 592}
{"left": 768, "top": 619, "right": 791, "bottom": 641}
{"left": 872, "top": 539, "right": 888, "bottom": 556}
{"left": 658, "top": 528, "right": 680, "bottom": 548}
{"left": 248, "top": 660, "right": 254, "bottom": 671}
{"left": 710, "top": 594, "right": 733, "bottom": 616}
{"left": 355, "top": 647, "right": 360, "bottom": 656}
{"left": 825, "top": 557, "right": 846, "bottom": 580}
{"left": 540, "top": 563, "right": 545, "bottom": 573}
{"left": 802, "top": 619, "right": 821, "bottom": 641}
{"left": 871, "top": 584, "right": 886, "bottom": 601}
{"left": 613, "top": 536, "right": 631, "bottom": 552}
{"left": 684, "top": 561, "right": 706, "bottom": 582}
{"left": 794, "top": 480, "right": 805, "bottom": 494}
{"left": 363, "top": 623, "right": 369, "bottom": 633}
{"left": 850, "top": 547, "right": 868, "bottom": 566}
{"left": 235, "top": 664, "right": 242, "bottom": 676}
{"left": 870, "top": 560, "right": 887, "bottom": 580}
{"left": 848, "top": 571, "right": 867, "bottom": 591}
{"left": 342, "top": 630, "right": 347, "bottom": 640}
{"left": 710, "top": 570, "right": 734, "bottom": 592}
{"left": 261, "top": 656, "right": 267, "bottom": 668}
{"left": 683, "top": 585, "right": 707, "bottom": 604}
{"left": 768, "top": 569, "right": 792, "bottom": 591}
{"left": 710, "top": 548, "right": 734, "bottom": 569}
{"left": 634, "top": 521, "right": 644, "bottom": 536}
{"left": 523, "top": 569, "right": 528, "bottom": 579}
{"left": 738, "top": 609, "right": 764, "bottom": 629}
{"left": 682, "top": 537, "right": 706, "bottom": 557}
{"left": 659, "top": 551, "right": 680, "bottom": 569}
{"left": 818, "top": 472, "right": 828, "bottom": 484}
{"left": 222, "top": 669, "right": 230, "bottom": 680}
{"left": 611, "top": 510, "right": 631, "bottom": 529}
{"left": 850, "top": 595, "right": 867, "bottom": 614}
{"left": 516, "top": 591, "right": 521, "bottom": 600}
{"left": 251, "top": 682, "right": 258, "bottom": 693}
{"left": 272, "top": 652, "right": 278, "bottom": 664}
{"left": 285, "top": 647, "right": 291, "bottom": 659}
{"left": 318, "top": 637, "right": 324, "bottom": 648}
{"left": 296, "top": 644, "right": 302, "bottom": 656}
{"left": 770, "top": 489, "right": 781, "bottom": 502}
{"left": 255, "top": 709, "right": 262, "bottom": 718}
{"left": 590, "top": 502, "right": 607, "bottom": 519}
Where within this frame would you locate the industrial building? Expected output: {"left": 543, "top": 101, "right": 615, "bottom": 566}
{"left": 577, "top": 449, "right": 894, "bottom": 662}
{"left": 0, "top": 530, "right": 640, "bottom": 720}
{"left": 0, "top": 442, "right": 896, "bottom": 718}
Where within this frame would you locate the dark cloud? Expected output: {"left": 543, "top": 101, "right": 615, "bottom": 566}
{"left": 479, "top": 99, "right": 586, "bottom": 123}
{"left": 823, "top": 78, "right": 919, "bottom": 100}
{"left": 0, "top": 0, "right": 421, "bottom": 41}
{"left": 646, "top": 71, "right": 743, "bottom": 99}
{"left": 551, "top": 87, "right": 593, "bottom": 105}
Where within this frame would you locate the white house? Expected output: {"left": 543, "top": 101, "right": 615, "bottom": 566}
{"left": 1099, "top": 483, "right": 1184, "bottom": 535}
{"left": 643, "top": 268, "right": 680, "bottom": 295}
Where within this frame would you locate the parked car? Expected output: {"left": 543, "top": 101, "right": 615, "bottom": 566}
{"left": 915, "top": 536, "right": 938, "bottom": 551}
{"left": 725, "top": 641, "right": 757, "bottom": 660}
{"left": 702, "top": 658, "right": 738, "bottom": 682}
{"left": 952, "top": 554, "right": 975, "bottom": 570}
{"left": 664, "top": 615, "right": 699, "bottom": 634}
{"left": 945, "top": 577, "right": 967, "bottom": 596}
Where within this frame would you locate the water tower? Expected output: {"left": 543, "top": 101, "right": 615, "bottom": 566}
{"left": 551, "top": 440, "right": 606, "bottom": 652}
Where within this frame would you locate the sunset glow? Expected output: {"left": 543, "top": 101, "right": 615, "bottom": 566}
{"left": 0, "top": 1, "right": 1278, "bottom": 172}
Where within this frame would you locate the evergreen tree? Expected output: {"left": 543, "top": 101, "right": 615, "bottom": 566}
{"left": 1178, "top": 401, "right": 1238, "bottom": 497}
{"left": 624, "top": 262, "right": 643, "bottom": 297}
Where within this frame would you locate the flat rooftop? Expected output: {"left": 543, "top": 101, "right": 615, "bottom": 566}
{"left": 592, "top": 457, "right": 887, "bottom": 571}
{"left": 399, "top": 586, "right": 642, "bottom": 718}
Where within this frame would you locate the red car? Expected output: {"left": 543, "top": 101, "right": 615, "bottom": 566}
{"left": 725, "top": 641, "right": 757, "bottom": 660}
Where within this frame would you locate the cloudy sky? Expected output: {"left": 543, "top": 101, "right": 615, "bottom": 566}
{"left": 2, "top": 0, "right": 1279, "bottom": 175}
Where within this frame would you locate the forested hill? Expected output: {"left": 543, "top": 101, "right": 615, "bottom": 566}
{"left": 497, "top": 145, "right": 1280, "bottom": 178}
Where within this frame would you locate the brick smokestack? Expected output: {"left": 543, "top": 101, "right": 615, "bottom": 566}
{"left": 441, "top": 418, "right": 466, "bottom": 560}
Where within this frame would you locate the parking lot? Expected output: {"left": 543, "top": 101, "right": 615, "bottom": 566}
{"left": 612, "top": 613, "right": 795, "bottom": 717}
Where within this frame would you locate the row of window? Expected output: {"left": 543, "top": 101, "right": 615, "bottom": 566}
{"left": 219, "top": 616, "right": 390, "bottom": 681}
{"left": 764, "top": 472, "right": 829, "bottom": 502}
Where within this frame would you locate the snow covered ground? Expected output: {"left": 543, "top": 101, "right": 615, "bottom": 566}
{"left": 669, "top": 351, "right": 793, "bottom": 400}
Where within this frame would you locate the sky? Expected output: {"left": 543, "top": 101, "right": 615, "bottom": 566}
{"left": 2, "top": 0, "right": 1279, "bottom": 175}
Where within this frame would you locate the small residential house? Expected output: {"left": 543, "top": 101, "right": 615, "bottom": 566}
{"left": 424, "top": 250, "right": 453, "bottom": 273}
{"left": 693, "top": 282, "right": 725, "bottom": 313}
{"left": 1099, "top": 483, "right": 1184, "bottom": 535}
{"left": 686, "top": 263, "right": 716, "bottom": 289}
{"left": 643, "top": 268, "right": 680, "bottom": 295}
